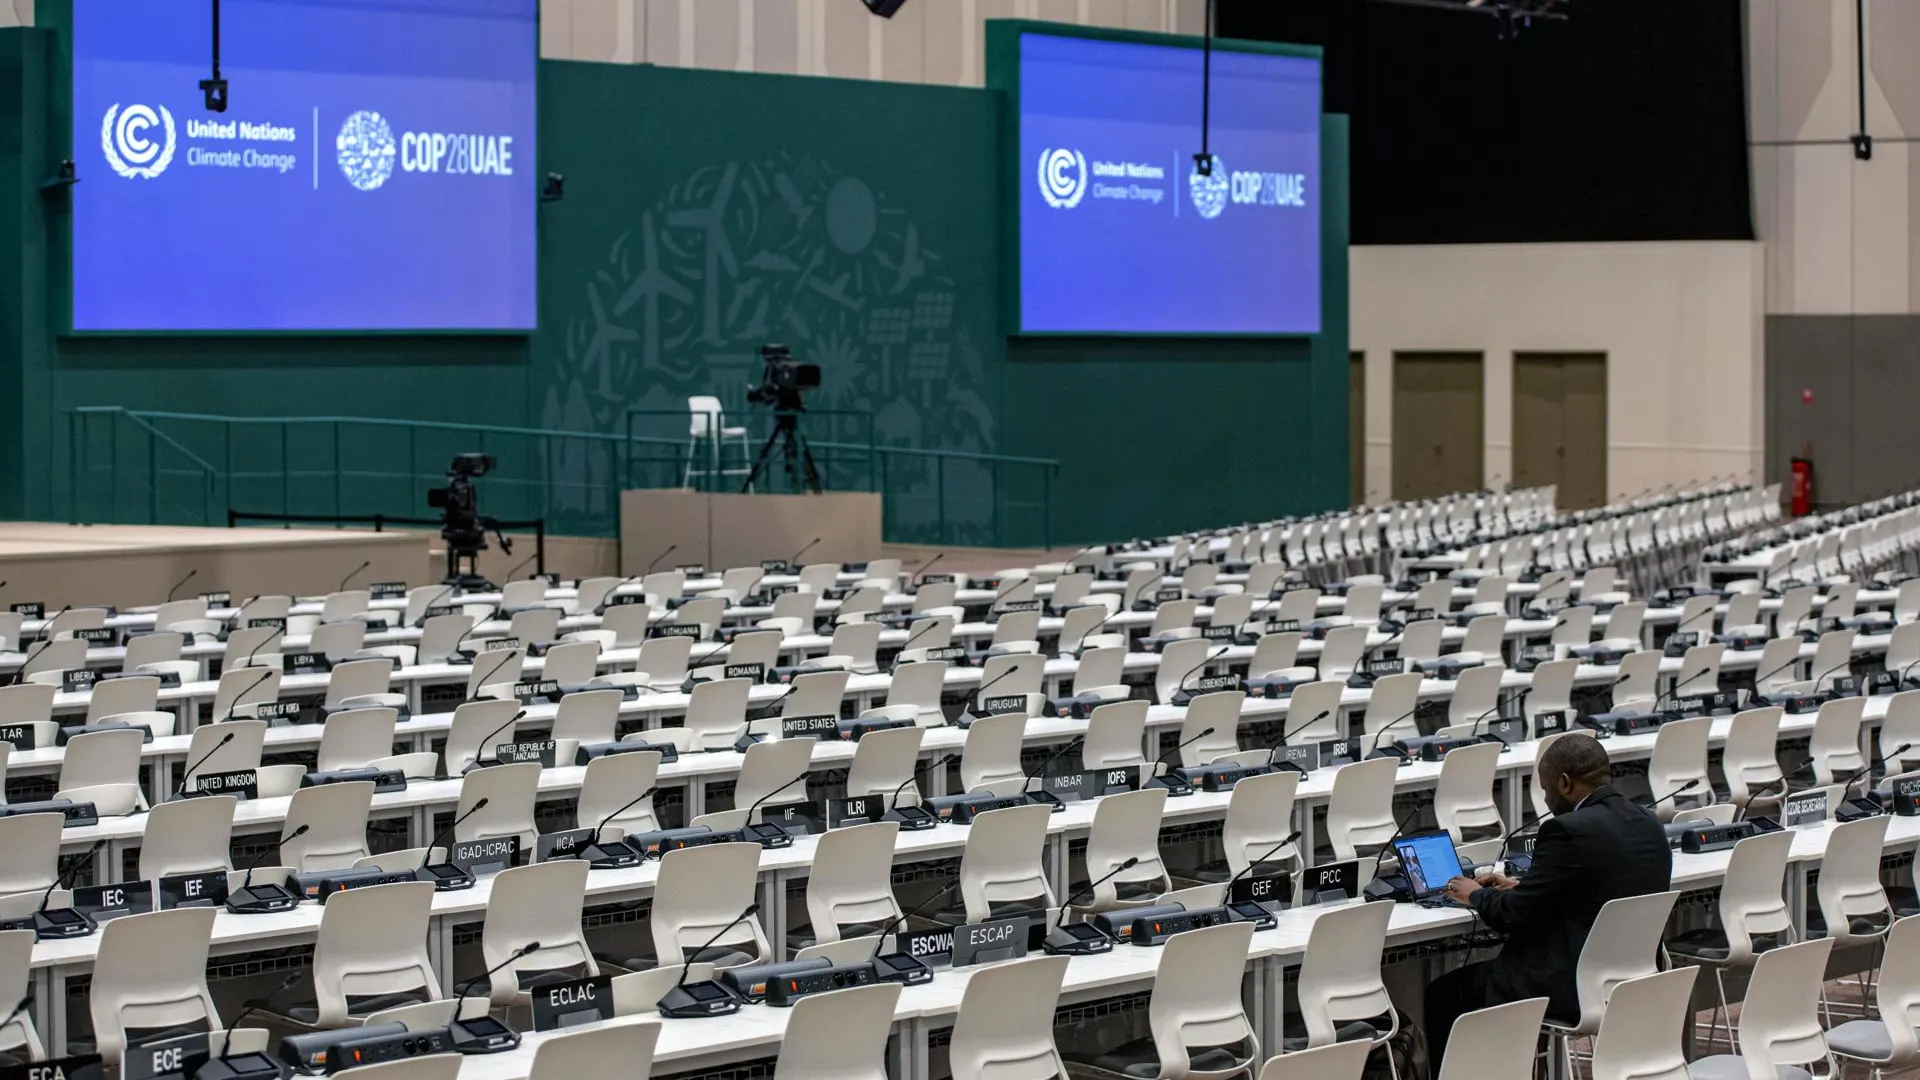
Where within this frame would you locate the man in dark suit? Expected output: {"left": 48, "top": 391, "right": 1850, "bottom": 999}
{"left": 1423, "top": 733, "right": 1671, "bottom": 1067}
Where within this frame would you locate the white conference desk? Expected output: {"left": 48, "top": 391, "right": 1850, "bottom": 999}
{"left": 29, "top": 805, "right": 1911, "bottom": 1071}
{"left": 15, "top": 623, "right": 1905, "bottom": 861}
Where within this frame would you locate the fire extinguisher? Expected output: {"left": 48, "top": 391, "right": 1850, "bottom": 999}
{"left": 1789, "top": 452, "right": 1814, "bottom": 517}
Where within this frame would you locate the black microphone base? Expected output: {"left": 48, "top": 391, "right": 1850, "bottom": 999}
{"left": 192, "top": 1051, "right": 285, "bottom": 1080}
{"left": 871, "top": 951, "right": 936, "bottom": 985}
{"left": 580, "top": 841, "right": 642, "bottom": 869}
{"left": 33, "top": 906, "right": 96, "bottom": 940}
{"left": 1042, "top": 922, "right": 1113, "bottom": 955}
{"left": 1224, "top": 901, "right": 1279, "bottom": 930}
{"left": 416, "top": 863, "right": 476, "bottom": 891}
{"left": 226, "top": 882, "right": 301, "bottom": 914}
{"left": 1146, "top": 772, "right": 1195, "bottom": 797}
{"left": 1023, "top": 789, "right": 1067, "bottom": 812}
{"left": 658, "top": 981, "right": 743, "bottom": 1019}
{"left": 742, "top": 822, "right": 795, "bottom": 849}
{"left": 883, "top": 806, "right": 938, "bottom": 831}
{"left": 447, "top": 1016, "right": 522, "bottom": 1054}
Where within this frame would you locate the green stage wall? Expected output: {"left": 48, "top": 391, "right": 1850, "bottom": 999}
{"left": 0, "top": 28, "right": 1348, "bottom": 545}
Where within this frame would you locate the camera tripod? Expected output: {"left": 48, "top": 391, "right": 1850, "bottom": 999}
{"left": 742, "top": 410, "right": 823, "bottom": 494}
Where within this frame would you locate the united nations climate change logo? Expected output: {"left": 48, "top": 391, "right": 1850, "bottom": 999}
{"left": 1037, "top": 147, "right": 1087, "bottom": 210}
{"left": 1189, "top": 155, "right": 1228, "bottom": 220}
{"left": 101, "top": 104, "right": 176, "bottom": 180}
{"left": 337, "top": 110, "right": 397, "bottom": 192}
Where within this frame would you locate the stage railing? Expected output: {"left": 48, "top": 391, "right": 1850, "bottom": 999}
{"left": 67, "top": 407, "right": 1059, "bottom": 548}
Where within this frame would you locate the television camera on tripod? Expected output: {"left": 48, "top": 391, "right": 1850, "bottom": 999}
{"left": 428, "top": 453, "right": 512, "bottom": 590}
{"left": 742, "top": 344, "right": 824, "bottom": 494}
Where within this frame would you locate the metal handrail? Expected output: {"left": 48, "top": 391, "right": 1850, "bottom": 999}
{"left": 65, "top": 406, "right": 1062, "bottom": 547}
{"left": 70, "top": 406, "right": 222, "bottom": 475}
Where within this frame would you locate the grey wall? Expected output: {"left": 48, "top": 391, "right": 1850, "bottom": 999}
{"left": 1752, "top": 0, "right": 1920, "bottom": 502}
{"left": 1765, "top": 316, "right": 1920, "bottom": 507}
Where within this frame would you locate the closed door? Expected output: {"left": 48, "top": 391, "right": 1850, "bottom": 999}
{"left": 1514, "top": 353, "right": 1608, "bottom": 509}
{"left": 1392, "top": 353, "right": 1484, "bottom": 500}
{"left": 1350, "top": 353, "right": 1365, "bottom": 506}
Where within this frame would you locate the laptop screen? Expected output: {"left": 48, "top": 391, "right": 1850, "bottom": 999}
{"left": 1392, "top": 832, "right": 1463, "bottom": 900}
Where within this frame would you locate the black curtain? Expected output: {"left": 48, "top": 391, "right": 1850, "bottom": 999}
{"left": 1218, "top": 0, "right": 1754, "bottom": 244}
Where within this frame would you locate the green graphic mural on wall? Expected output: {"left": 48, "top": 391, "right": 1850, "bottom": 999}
{"left": 534, "top": 60, "right": 1009, "bottom": 541}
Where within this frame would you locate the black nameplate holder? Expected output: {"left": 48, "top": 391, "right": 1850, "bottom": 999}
{"left": 74, "top": 627, "right": 117, "bottom": 646}
{"left": 73, "top": 880, "right": 156, "bottom": 923}
{"left": 1271, "top": 742, "right": 1320, "bottom": 774}
{"left": 450, "top": 835, "right": 523, "bottom": 877}
{"left": 190, "top": 769, "right": 259, "bottom": 799}
{"left": 496, "top": 740, "right": 557, "bottom": 767}
{"left": 977, "top": 694, "right": 1029, "bottom": 716}
{"left": 368, "top": 583, "right": 408, "bottom": 599}
{"left": 255, "top": 700, "right": 304, "bottom": 724}
{"left": 830, "top": 794, "right": 886, "bottom": 828}
{"left": 1783, "top": 790, "right": 1830, "bottom": 827}
{"left": 1894, "top": 776, "right": 1920, "bottom": 816}
{"left": 530, "top": 974, "right": 615, "bottom": 1031}
{"left": 285, "top": 653, "right": 333, "bottom": 675}
{"left": 512, "top": 680, "right": 561, "bottom": 704}
{"left": 951, "top": 916, "right": 1032, "bottom": 967}
{"left": 61, "top": 668, "right": 99, "bottom": 694}
{"left": 158, "top": 870, "right": 230, "bottom": 910}
{"left": 781, "top": 714, "right": 840, "bottom": 740}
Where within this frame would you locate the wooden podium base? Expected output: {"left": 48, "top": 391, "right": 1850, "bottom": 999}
{"left": 618, "top": 490, "right": 883, "bottom": 573}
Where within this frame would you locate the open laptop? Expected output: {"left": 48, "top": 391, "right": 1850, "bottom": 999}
{"left": 1390, "top": 831, "right": 1468, "bottom": 904}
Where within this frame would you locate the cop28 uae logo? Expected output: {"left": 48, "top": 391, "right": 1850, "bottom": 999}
{"left": 1037, "top": 147, "right": 1087, "bottom": 210}
{"left": 101, "top": 104, "right": 176, "bottom": 179}
{"left": 1189, "top": 155, "right": 1228, "bottom": 220}
{"left": 337, "top": 110, "right": 397, "bottom": 192}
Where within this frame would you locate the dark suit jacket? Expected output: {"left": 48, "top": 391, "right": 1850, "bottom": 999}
{"left": 1468, "top": 785, "right": 1671, "bottom": 1017}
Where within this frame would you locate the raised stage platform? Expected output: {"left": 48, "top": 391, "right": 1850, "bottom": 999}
{"left": 0, "top": 524, "right": 430, "bottom": 608}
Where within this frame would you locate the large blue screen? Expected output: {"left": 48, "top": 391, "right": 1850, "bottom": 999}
{"left": 1017, "top": 33, "right": 1321, "bottom": 335}
{"left": 71, "top": 0, "right": 537, "bottom": 332}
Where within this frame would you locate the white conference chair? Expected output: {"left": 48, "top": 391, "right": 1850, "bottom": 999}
{"left": 1828, "top": 914, "right": 1920, "bottom": 1076}
{"left": 1542, "top": 890, "right": 1682, "bottom": 1077}
{"left": 957, "top": 803, "right": 1054, "bottom": 924}
{"left": 1325, "top": 756, "right": 1398, "bottom": 861}
{"left": 1666, "top": 828, "right": 1795, "bottom": 1051}
{"left": 483, "top": 860, "right": 598, "bottom": 1006}
{"left": 281, "top": 781, "right": 375, "bottom": 873}
{"left": 1077, "top": 788, "right": 1173, "bottom": 912}
{"left": 1584, "top": 960, "right": 1697, "bottom": 1080}
{"left": 770, "top": 983, "right": 901, "bottom": 1080}
{"left": 651, "top": 842, "right": 770, "bottom": 968}
{"left": 1083, "top": 921, "right": 1259, "bottom": 1079}
{"left": 302, "top": 880, "right": 440, "bottom": 1027}
{"left": 1684, "top": 938, "right": 1835, "bottom": 1080}
{"left": 0, "top": 930, "right": 42, "bottom": 1060}
{"left": 528, "top": 1020, "right": 661, "bottom": 1080}
{"left": 89, "top": 907, "right": 220, "bottom": 1065}
{"left": 576, "top": 750, "right": 662, "bottom": 838}
{"left": 1284, "top": 899, "right": 1396, "bottom": 1060}
{"left": 1434, "top": 998, "right": 1550, "bottom": 1080}
{"left": 798, "top": 822, "right": 901, "bottom": 949}
{"left": 947, "top": 954, "right": 1069, "bottom": 1080}
{"left": 138, "top": 795, "right": 236, "bottom": 880}
{"left": 453, "top": 761, "right": 541, "bottom": 851}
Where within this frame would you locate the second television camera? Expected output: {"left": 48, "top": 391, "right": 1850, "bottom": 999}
{"left": 427, "top": 453, "right": 511, "bottom": 589}
{"left": 744, "top": 344, "right": 821, "bottom": 412}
